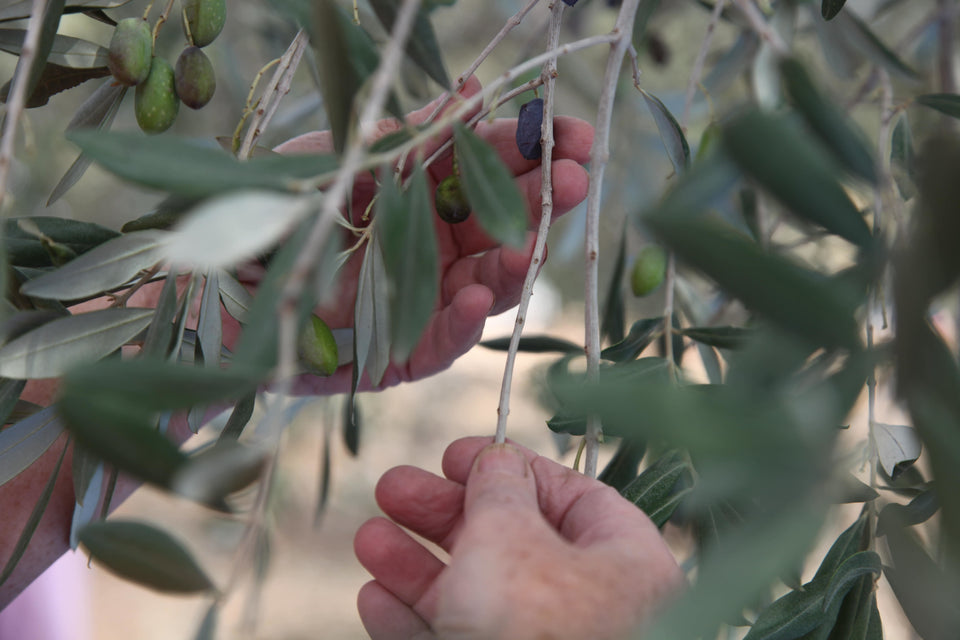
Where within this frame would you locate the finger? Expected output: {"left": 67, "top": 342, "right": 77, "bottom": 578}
{"left": 404, "top": 284, "right": 493, "bottom": 381}
{"left": 441, "top": 234, "right": 535, "bottom": 313}
{"left": 444, "top": 159, "right": 590, "bottom": 258}
{"left": 461, "top": 444, "right": 542, "bottom": 529}
{"left": 427, "top": 116, "right": 594, "bottom": 184}
{"left": 443, "top": 438, "right": 653, "bottom": 544}
{"left": 355, "top": 517, "right": 445, "bottom": 619}
{"left": 375, "top": 465, "right": 465, "bottom": 548}
{"left": 358, "top": 581, "right": 435, "bottom": 640}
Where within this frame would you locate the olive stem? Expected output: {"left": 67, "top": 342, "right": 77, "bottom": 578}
{"left": 583, "top": 0, "right": 643, "bottom": 479}
{"left": 237, "top": 30, "right": 309, "bottom": 160}
{"left": 426, "top": 0, "right": 543, "bottom": 124}
{"left": 0, "top": 0, "right": 46, "bottom": 213}
{"left": 151, "top": 0, "right": 177, "bottom": 46}
{"left": 681, "top": 0, "right": 725, "bottom": 131}
{"left": 494, "top": 0, "right": 564, "bottom": 445}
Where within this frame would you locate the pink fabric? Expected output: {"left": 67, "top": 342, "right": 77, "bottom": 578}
{"left": 0, "top": 552, "right": 90, "bottom": 640}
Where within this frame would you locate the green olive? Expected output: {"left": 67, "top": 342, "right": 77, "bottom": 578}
{"left": 135, "top": 57, "right": 180, "bottom": 134}
{"left": 298, "top": 314, "right": 339, "bottom": 376}
{"left": 182, "top": 0, "right": 226, "bottom": 48}
{"left": 630, "top": 246, "right": 667, "bottom": 297}
{"left": 435, "top": 174, "right": 471, "bottom": 224}
{"left": 107, "top": 18, "right": 152, "bottom": 86}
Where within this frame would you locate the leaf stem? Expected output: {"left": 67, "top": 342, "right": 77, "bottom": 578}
{"left": 583, "top": 0, "right": 643, "bottom": 478}
{"left": 494, "top": 0, "right": 564, "bottom": 444}
{"left": 731, "top": 0, "right": 788, "bottom": 54}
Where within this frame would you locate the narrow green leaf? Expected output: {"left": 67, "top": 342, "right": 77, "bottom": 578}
{"left": 598, "top": 438, "right": 646, "bottom": 491}
{"left": 744, "top": 584, "right": 827, "bottom": 640}
{"left": 841, "top": 12, "right": 919, "bottom": 80}
{"left": 217, "top": 391, "right": 257, "bottom": 444}
{"left": 645, "top": 215, "right": 861, "bottom": 349}
{"left": 314, "top": 423, "right": 331, "bottom": 525}
{"left": 874, "top": 422, "right": 921, "bottom": 478}
{"left": 378, "top": 167, "right": 439, "bottom": 362}
{"left": 780, "top": 57, "right": 876, "bottom": 183}
{"left": 58, "top": 388, "right": 187, "bottom": 488}
{"left": 601, "top": 318, "right": 662, "bottom": 362}
{"left": 632, "top": 0, "right": 661, "bottom": 49}
{"left": 79, "top": 520, "right": 215, "bottom": 593}
{"left": 480, "top": 335, "right": 582, "bottom": 354}
{"left": 8, "top": 0, "right": 66, "bottom": 107}
{"left": 48, "top": 80, "right": 127, "bottom": 206}
{"left": 69, "top": 463, "right": 103, "bottom": 549}
{"left": 20, "top": 231, "right": 166, "bottom": 301}
{"left": 721, "top": 109, "right": 872, "bottom": 247}
{"left": 639, "top": 89, "right": 689, "bottom": 174}
{"left": 217, "top": 270, "right": 254, "bottom": 324}
{"left": 0, "top": 438, "right": 68, "bottom": 587}
{"left": 821, "top": 0, "right": 846, "bottom": 20}
{"left": 0, "top": 405, "right": 63, "bottom": 487}
{"left": 621, "top": 450, "right": 690, "bottom": 527}
{"left": 915, "top": 93, "right": 960, "bottom": 119}
{"left": 343, "top": 389, "right": 360, "bottom": 456}
{"left": 369, "top": 0, "right": 450, "bottom": 89}
{"left": 196, "top": 270, "right": 222, "bottom": 367}
{"left": 681, "top": 326, "right": 753, "bottom": 350}
{"left": 0, "top": 0, "right": 132, "bottom": 22}
{"left": 354, "top": 234, "right": 391, "bottom": 386}
{"left": 71, "top": 442, "right": 98, "bottom": 506}
{"left": 890, "top": 113, "right": 915, "bottom": 200}
{"left": 193, "top": 602, "right": 218, "bottom": 640}
{"left": 453, "top": 122, "right": 528, "bottom": 248}
{"left": 0, "top": 308, "right": 154, "bottom": 379}
{"left": 600, "top": 228, "right": 627, "bottom": 344}
{"left": 0, "top": 378, "right": 26, "bottom": 426}
{"left": 141, "top": 267, "right": 181, "bottom": 358}
{"left": 68, "top": 130, "right": 337, "bottom": 198}
{"left": 0, "top": 29, "right": 107, "bottom": 67}
{"left": 877, "top": 489, "right": 939, "bottom": 535}
{"left": 172, "top": 440, "right": 267, "bottom": 505}
{"left": 822, "top": 551, "right": 881, "bottom": 613}
{"left": 62, "top": 359, "right": 262, "bottom": 414}
{"left": 4, "top": 216, "right": 118, "bottom": 268}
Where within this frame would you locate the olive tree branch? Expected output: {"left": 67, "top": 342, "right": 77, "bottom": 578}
{"left": 427, "top": 0, "right": 543, "bottom": 123}
{"left": 237, "top": 29, "right": 309, "bottom": 160}
{"left": 731, "top": 0, "right": 788, "bottom": 54}
{"left": 583, "top": 0, "right": 643, "bottom": 478}
{"left": 0, "top": 0, "right": 46, "bottom": 212}
{"left": 494, "top": 0, "right": 564, "bottom": 444}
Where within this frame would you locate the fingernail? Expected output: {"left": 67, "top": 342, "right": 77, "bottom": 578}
{"left": 475, "top": 444, "right": 528, "bottom": 477}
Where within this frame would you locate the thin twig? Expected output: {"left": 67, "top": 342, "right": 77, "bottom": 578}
{"left": 731, "top": 0, "right": 788, "bottom": 54}
{"left": 495, "top": 0, "right": 564, "bottom": 444}
{"left": 238, "top": 30, "right": 309, "bottom": 160}
{"left": 583, "top": 0, "right": 643, "bottom": 478}
{"left": 427, "top": 0, "right": 543, "bottom": 123}
{"left": 0, "top": 0, "right": 46, "bottom": 212}
{"left": 681, "top": 0, "right": 726, "bottom": 130}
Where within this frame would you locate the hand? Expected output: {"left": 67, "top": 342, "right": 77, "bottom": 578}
{"left": 354, "top": 437, "right": 685, "bottom": 639}
{"left": 271, "top": 77, "right": 594, "bottom": 394}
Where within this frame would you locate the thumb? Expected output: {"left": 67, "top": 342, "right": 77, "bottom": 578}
{"left": 462, "top": 443, "right": 539, "bottom": 525}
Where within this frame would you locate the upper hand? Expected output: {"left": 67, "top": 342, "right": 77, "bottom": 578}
{"left": 271, "top": 77, "right": 594, "bottom": 394}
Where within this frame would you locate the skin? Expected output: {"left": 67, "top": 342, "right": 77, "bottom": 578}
{"left": 0, "top": 78, "right": 683, "bottom": 633}
{"left": 355, "top": 438, "right": 685, "bottom": 639}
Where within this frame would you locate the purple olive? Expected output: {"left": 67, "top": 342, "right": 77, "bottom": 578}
{"left": 516, "top": 97, "right": 544, "bottom": 161}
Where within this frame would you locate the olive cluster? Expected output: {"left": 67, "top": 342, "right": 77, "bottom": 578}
{"left": 106, "top": 0, "right": 225, "bottom": 134}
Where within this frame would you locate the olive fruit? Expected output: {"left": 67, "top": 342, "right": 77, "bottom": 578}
{"left": 107, "top": 18, "right": 152, "bottom": 86}
{"left": 630, "top": 246, "right": 667, "bottom": 297}
{"left": 135, "top": 57, "right": 180, "bottom": 134}
{"left": 298, "top": 314, "right": 339, "bottom": 376}
{"left": 435, "top": 174, "right": 471, "bottom": 224}
{"left": 182, "top": 0, "right": 226, "bottom": 48}
{"left": 516, "top": 97, "right": 544, "bottom": 160}
{"left": 174, "top": 46, "right": 216, "bottom": 109}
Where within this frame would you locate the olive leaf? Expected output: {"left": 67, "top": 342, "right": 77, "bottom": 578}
{"left": 69, "top": 463, "right": 103, "bottom": 549}
{"left": 163, "top": 192, "right": 319, "bottom": 271}
{"left": 377, "top": 166, "right": 438, "bottom": 363}
{"left": 680, "top": 326, "right": 753, "bottom": 350}
{"left": 78, "top": 520, "right": 215, "bottom": 593}
{"left": 821, "top": 0, "right": 847, "bottom": 20}
{"left": 639, "top": 89, "right": 689, "bottom": 174}
{"left": 839, "top": 12, "right": 919, "bottom": 81}
{"left": 0, "top": 308, "right": 154, "bottom": 379}
{"left": 601, "top": 228, "right": 627, "bottom": 344}
{"left": 196, "top": 270, "right": 222, "bottom": 367}
{"left": 621, "top": 450, "right": 691, "bottom": 527}
{"left": 4, "top": 217, "right": 118, "bottom": 268}
{"left": 369, "top": 0, "right": 450, "bottom": 89}
{"left": 354, "top": 233, "right": 392, "bottom": 386}
{"left": 453, "top": 122, "right": 528, "bottom": 248}
{"left": 0, "top": 30, "right": 108, "bottom": 67}
{"left": 0, "top": 405, "right": 63, "bottom": 487}
{"left": 68, "top": 130, "right": 338, "bottom": 198}
{"left": 0, "top": 0, "right": 133, "bottom": 21}
{"left": 480, "top": 335, "right": 582, "bottom": 354}
{"left": 20, "top": 230, "right": 167, "bottom": 301}
{"left": 217, "top": 270, "right": 254, "bottom": 324}
{"left": 914, "top": 93, "right": 960, "bottom": 119}
{"left": 5, "top": 0, "right": 66, "bottom": 108}
{"left": 874, "top": 423, "right": 921, "bottom": 478}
